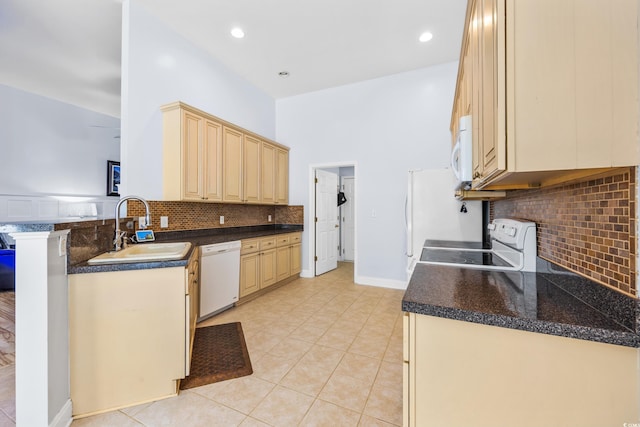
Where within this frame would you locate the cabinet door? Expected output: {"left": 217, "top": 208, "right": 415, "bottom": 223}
{"left": 261, "top": 142, "right": 276, "bottom": 204}
{"left": 470, "top": 0, "right": 483, "bottom": 180}
{"left": 203, "top": 120, "right": 223, "bottom": 201}
{"left": 182, "top": 111, "right": 203, "bottom": 200}
{"left": 240, "top": 253, "right": 260, "bottom": 297}
{"left": 260, "top": 249, "right": 277, "bottom": 288}
{"left": 290, "top": 243, "right": 301, "bottom": 275}
{"left": 223, "top": 126, "right": 243, "bottom": 203}
{"left": 276, "top": 246, "right": 291, "bottom": 282}
{"left": 275, "top": 148, "right": 289, "bottom": 204}
{"left": 480, "top": 0, "right": 499, "bottom": 176}
{"left": 243, "top": 135, "right": 261, "bottom": 204}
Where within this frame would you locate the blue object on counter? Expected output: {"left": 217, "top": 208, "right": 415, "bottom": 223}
{"left": 0, "top": 249, "right": 15, "bottom": 291}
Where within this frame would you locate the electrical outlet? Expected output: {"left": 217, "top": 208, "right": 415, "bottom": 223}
{"left": 160, "top": 216, "right": 169, "bottom": 228}
{"left": 268, "top": 215, "right": 272, "bottom": 222}
{"left": 138, "top": 216, "right": 146, "bottom": 229}
{"left": 220, "top": 215, "right": 224, "bottom": 225}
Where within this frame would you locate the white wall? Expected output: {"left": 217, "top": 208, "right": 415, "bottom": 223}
{"left": 277, "top": 62, "right": 458, "bottom": 286}
{"left": 121, "top": 0, "right": 276, "bottom": 198}
{"left": 0, "top": 84, "right": 120, "bottom": 197}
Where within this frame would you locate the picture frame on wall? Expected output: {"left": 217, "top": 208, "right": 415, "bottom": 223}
{"left": 107, "top": 160, "right": 120, "bottom": 196}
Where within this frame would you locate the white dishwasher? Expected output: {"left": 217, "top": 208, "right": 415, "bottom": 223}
{"left": 198, "top": 240, "right": 241, "bottom": 321}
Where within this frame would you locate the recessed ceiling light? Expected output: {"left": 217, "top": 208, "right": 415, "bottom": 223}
{"left": 419, "top": 32, "right": 433, "bottom": 43}
{"left": 278, "top": 71, "right": 290, "bottom": 78}
{"left": 230, "top": 27, "right": 245, "bottom": 39}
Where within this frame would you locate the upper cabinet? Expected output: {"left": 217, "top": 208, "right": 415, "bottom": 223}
{"left": 162, "top": 102, "right": 290, "bottom": 205}
{"left": 452, "top": 0, "right": 639, "bottom": 190}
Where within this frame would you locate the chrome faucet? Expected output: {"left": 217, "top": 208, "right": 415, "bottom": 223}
{"left": 114, "top": 195, "right": 151, "bottom": 251}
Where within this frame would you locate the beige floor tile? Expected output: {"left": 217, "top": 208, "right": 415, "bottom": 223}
{"left": 348, "top": 334, "right": 388, "bottom": 359}
{"left": 300, "top": 344, "right": 345, "bottom": 372}
{"left": 315, "top": 328, "right": 357, "bottom": 351}
{"left": 363, "top": 382, "right": 403, "bottom": 426}
{"left": 119, "top": 401, "right": 154, "bottom": 418}
{"left": 288, "top": 323, "right": 328, "bottom": 343}
{"left": 382, "top": 336, "right": 403, "bottom": 363}
{"left": 250, "top": 385, "right": 314, "bottom": 426}
{"left": 358, "top": 414, "right": 398, "bottom": 426}
{"left": 71, "top": 411, "right": 142, "bottom": 426}
{"left": 251, "top": 353, "right": 297, "bottom": 384}
{"left": 194, "top": 375, "right": 274, "bottom": 415}
{"left": 280, "top": 362, "right": 334, "bottom": 397}
{"left": 245, "top": 332, "right": 283, "bottom": 354}
{"left": 239, "top": 417, "right": 271, "bottom": 427}
{"left": 132, "top": 391, "right": 246, "bottom": 427}
{"left": 267, "top": 337, "right": 313, "bottom": 361}
{"left": 374, "top": 361, "right": 403, "bottom": 389}
{"left": 318, "top": 372, "right": 372, "bottom": 412}
{"left": 299, "top": 399, "right": 361, "bottom": 426}
{"left": 333, "top": 353, "right": 381, "bottom": 386}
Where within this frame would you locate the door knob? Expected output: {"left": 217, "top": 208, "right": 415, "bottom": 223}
{"left": 334, "top": 225, "right": 339, "bottom": 228}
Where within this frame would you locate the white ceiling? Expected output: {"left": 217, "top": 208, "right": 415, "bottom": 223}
{"left": 0, "top": 0, "right": 466, "bottom": 118}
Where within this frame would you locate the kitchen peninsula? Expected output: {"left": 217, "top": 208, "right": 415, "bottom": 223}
{"left": 402, "top": 259, "right": 640, "bottom": 427}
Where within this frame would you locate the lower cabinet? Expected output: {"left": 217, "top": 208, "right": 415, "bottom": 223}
{"left": 240, "top": 232, "right": 302, "bottom": 299}
{"left": 68, "top": 251, "right": 199, "bottom": 418}
{"left": 403, "top": 312, "right": 639, "bottom": 427}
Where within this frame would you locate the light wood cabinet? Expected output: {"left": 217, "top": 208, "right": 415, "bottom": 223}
{"left": 162, "top": 101, "right": 290, "bottom": 205}
{"left": 69, "top": 252, "right": 199, "bottom": 417}
{"left": 452, "top": 0, "right": 639, "bottom": 190}
{"left": 239, "top": 236, "right": 278, "bottom": 297}
{"left": 404, "top": 312, "right": 639, "bottom": 426}
{"left": 275, "top": 148, "right": 289, "bottom": 204}
{"left": 243, "top": 135, "right": 261, "bottom": 203}
{"left": 261, "top": 142, "right": 276, "bottom": 204}
{"left": 162, "top": 106, "right": 223, "bottom": 201}
{"left": 240, "top": 233, "right": 302, "bottom": 299}
{"left": 223, "top": 126, "right": 244, "bottom": 203}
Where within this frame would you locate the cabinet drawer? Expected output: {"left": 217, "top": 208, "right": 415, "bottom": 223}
{"left": 289, "top": 232, "right": 301, "bottom": 244}
{"left": 259, "top": 236, "right": 277, "bottom": 251}
{"left": 241, "top": 238, "right": 260, "bottom": 255}
{"left": 276, "top": 235, "right": 291, "bottom": 247}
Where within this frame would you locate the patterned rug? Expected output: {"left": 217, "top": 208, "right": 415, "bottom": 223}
{"left": 180, "top": 322, "right": 252, "bottom": 390}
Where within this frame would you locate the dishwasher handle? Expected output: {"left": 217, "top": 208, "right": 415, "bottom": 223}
{"left": 201, "top": 241, "right": 242, "bottom": 256}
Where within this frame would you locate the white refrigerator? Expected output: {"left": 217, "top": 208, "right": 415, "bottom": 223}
{"left": 406, "top": 169, "right": 483, "bottom": 274}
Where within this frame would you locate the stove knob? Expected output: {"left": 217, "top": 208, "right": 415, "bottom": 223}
{"left": 508, "top": 227, "right": 517, "bottom": 237}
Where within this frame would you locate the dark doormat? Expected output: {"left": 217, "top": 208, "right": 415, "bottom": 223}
{"left": 180, "top": 322, "right": 252, "bottom": 390}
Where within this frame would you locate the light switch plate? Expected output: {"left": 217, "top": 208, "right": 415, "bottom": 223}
{"left": 138, "top": 216, "right": 147, "bottom": 228}
{"left": 220, "top": 216, "right": 225, "bottom": 225}
{"left": 160, "top": 216, "right": 168, "bottom": 228}
{"left": 268, "top": 215, "right": 272, "bottom": 222}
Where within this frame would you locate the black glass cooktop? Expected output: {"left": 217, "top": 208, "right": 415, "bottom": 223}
{"left": 420, "top": 248, "right": 512, "bottom": 268}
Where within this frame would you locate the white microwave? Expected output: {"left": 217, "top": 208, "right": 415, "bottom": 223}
{"left": 451, "top": 115, "right": 473, "bottom": 190}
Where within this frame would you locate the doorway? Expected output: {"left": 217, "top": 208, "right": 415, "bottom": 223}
{"left": 310, "top": 162, "right": 357, "bottom": 279}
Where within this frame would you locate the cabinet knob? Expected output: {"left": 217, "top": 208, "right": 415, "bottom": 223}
{"left": 473, "top": 172, "right": 481, "bottom": 179}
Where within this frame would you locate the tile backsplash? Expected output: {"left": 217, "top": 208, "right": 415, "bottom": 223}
{"left": 127, "top": 201, "right": 304, "bottom": 231}
{"left": 493, "top": 168, "right": 636, "bottom": 297}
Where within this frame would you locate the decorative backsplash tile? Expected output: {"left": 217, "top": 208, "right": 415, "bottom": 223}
{"left": 493, "top": 168, "right": 636, "bottom": 297}
{"left": 127, "top": 201, "right": 304, "bottom": 231}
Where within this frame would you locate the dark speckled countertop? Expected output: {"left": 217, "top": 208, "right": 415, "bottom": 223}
{"left": 68, "top": 225, "right": 302, "bottom": 274}
{"left": 403, "top": 258, "right": 640, "bottom": 348}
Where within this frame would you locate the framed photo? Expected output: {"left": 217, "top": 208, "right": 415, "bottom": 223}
{"left": 107, "top": 160, "right": 120, "bottom": 196}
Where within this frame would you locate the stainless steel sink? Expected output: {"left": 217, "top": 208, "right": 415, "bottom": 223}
{"left": 87, "top": 242, "right": 192, "bottom": 264}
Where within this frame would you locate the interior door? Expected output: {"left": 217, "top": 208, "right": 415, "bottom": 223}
{"left": 315, "top": 169, "right": 339, "bottom": 275}
{"left": 340, "top": 176, "right": 355, "bottom": 261}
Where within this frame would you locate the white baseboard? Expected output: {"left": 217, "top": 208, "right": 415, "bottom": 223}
{"left": 300, "top": 269, "right": 314, "bottom": 278}
{"left": 355, "top": 275, "right": 408, "bottom": 290}
{"left": 50, "top": 399, "right": 72, "bottom": 427}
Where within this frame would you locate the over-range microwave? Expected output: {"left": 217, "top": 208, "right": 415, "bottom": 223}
{"left": 451, "top": 115, "right": 473, "bottom": 190}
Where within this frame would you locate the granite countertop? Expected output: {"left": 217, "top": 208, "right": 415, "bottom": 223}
{"left": 403, "top": 259, "right": 640, "bottom": 348}
{"left": 68, "top": 225, "right": 303, "bottom": 274}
